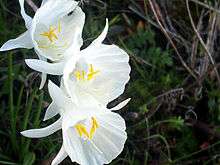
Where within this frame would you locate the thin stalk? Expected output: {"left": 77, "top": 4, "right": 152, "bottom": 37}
{"left": 15, "top": 85, "right": 24, "bottom": 122}
{"left": 8, "top": 53, "right": 17, "bottom": 153}
{"left": 21, "top": 88, "right": 37, "bottom": 158}
{"left": 172, "top": 141, "right": 220, "bottom": 163}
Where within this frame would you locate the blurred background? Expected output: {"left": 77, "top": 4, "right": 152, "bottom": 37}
{"left": 1, "top": 0, "right": 220, "bottom": 164}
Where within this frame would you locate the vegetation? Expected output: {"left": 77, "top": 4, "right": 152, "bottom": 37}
{"left": 0, "top": 0, "right": 220, "bottom": 164}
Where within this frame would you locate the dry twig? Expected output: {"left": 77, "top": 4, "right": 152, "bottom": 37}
{"left": 189, "top": 0, "right": 220, "bottom": 14}
{"left": 25, "top": 0, "right": 38, "bottom": 12}
{"left": 148, "top": 0, "right": 197, "bottom": 80}
{"left": 186, "top": 0, "right": 220, "bottom": 86}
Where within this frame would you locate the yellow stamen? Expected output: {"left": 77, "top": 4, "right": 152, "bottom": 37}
{"left": 74, "top": 117, "right": 99, "bottom": 140}
{"left": 74, "top": 124, "right": 90, "bottom": 139}
{"left": 89, "top": 117, "right": 99, "bottom": 139}
{"left": 40, "top": 26, "right": 58, "bottom": 42}
{"left": 89, "top": 64, "right": 94, "bottom": 73}
{"left": 87, "top": 64, "right": 100, "bottom": 80}
{"left": 73, "top": 64, "right": 100, "bottom": 81}
{"left": 82, "top": 71, "right": 86, "bottom": 80}
{"left": 58, "top": 20, "right": 61, "bottom": 33}
{"left": 74, "top": 71, "right": 82, "bottom": 80}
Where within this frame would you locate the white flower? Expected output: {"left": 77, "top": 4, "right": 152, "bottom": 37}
{"left": 26, "top": 19, "right": 131, "bottom": 105}
{"left": 0, "top": 0, "right": 85, "bottom": 88}
{"left": 21, "top": 81, "right": 130, "bottom": 165}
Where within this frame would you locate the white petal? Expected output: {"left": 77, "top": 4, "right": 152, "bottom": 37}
{"left": 51, "top": 145, "right": 68, "bottom": 165}
{"left": 63, "top": 129, "right": 88, "bottom": 164}
{"left": 92, "top": 112, "right": 127, "bottom": 164}
{"left": 48, "top": 81, "right": 68, "bottom": 109}
{"left": 0, "top": 31, "right": 33, "bottom": 51}
{"left": 34, "top": 0, "right": 78, "bottom": 25}
{"left": 43, "top": 101, "right": 59, "bottom": 121}
{"left": 37, "top": 53, "right": 47, "bottom": 89}
{"left": 39, "top": 72, "right": 47, "bottom": 89}
{"left": 41, "top": 0, "right": 49, "bottom": 6}
{"left": 63, "top": 112, "right": 127, "bottom": 165}
{"left": 80, "top": 44, "right": 131, "bottom": 105}
{"left": 31, "top": 0, "right": 80, "bottom": 61}
{"left": 63, "top": 56, "right": 80, "bottom": 104}
{"left": 110, "top": 98, "right": 131, "bottom": 111}
{"left": 25, "top": 59, "right": 64, "bottom": 75}
{"left": 62, "top": 6, "right": 85, "bottom": 59}
{"left": 91, "top": 19, "right": 108, "bottom": 46}
{"left": 19, "top": 0, "right": 32, "bottom": 29}
{"left": 63, "top": 128, "right": 107, "bottom": 165}
{"left": 21, "top": 118, "right": 62, "bottom": 138}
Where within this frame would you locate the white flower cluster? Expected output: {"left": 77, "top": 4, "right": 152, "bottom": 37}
{"left": 0, "top": 0, "right": 131, "bottom": 164}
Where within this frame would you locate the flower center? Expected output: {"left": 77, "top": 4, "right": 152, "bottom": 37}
{"left": 74, "top": 117, "right": 99, "bottom": 140}
{"left": 74, "top": 64, "right": 100, "bottom": 81}
{"left": 40, "top": 21, "right": 61, "bottom": 43}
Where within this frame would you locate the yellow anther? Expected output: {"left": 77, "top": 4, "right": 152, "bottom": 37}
{"left": 82, "top": 71, "right": 86, "bottom": 80}
{"left": 74, "top": 71, "right": 82, "bottom": 80}
{"left": 89, "top": 117, "right": 99, "bottom": 139}
{"left": 87, "top": 64, "right": 100, "bottom": 80}
{"left": 75, "top": 124, "right": 90, "bottom": 139}
{"left": 58, "top": 20, "right": 61, "bottom": 33}
{"left": 40, "top": 26, "right": 58, "bottom": 42}
{"left": 73, "top": 64, "right": 100, "bottom": 81}
{"left": 74, "top": 117, "right": 99, "bottom": 140}
{"left": 87, "top": 70, "right": 100, "bottom": 80}
{"left": 89, "top": 64, "right": 94, "bottom": 73}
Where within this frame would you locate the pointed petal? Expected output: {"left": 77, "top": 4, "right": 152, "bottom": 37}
{"left": 21, "top": 118, "right": 62, "bottom": 138}
{"left": 25, "top": 59, "right": 64, "bottom": 75}
{"left": 0, "top": 31, "right": 33, "bottom": 51}
{"left": 91, "top": 19, "right": 108, "bottom": 46}
{"left": 37, "top": 54, "right": 47, "bottom": 89}
{"left": 39, "top": 73, "right": 47, "bottom": 89}
{"left": 43, "top": 101, "right": 59, "bottom": 121}
{"left": 48, "top": 81, "right": 68, "bottom": 109}
{"left": 19, "top": 0, "right": 32, "bottom": 29}
{"left": 110, "top": 98, "right": 131, "bottom": 111}
{"left": 51, "top": 145, "right": 68, "bottom": 165}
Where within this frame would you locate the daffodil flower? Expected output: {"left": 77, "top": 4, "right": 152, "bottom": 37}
{"left": 26, "top": 19, "right": 131, "bottom": 105}
{"left": 21, "top": 81, "right": 130, "bottom": 165}
{"left": 0, "top": 0, "right": 85, "bottom": 88}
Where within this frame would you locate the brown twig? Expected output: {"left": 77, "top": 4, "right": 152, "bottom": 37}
{"left": 25, "top": 0, "right": 38, "bottom": 12}
{"left": 148, "top": 0, "right": 197, "bottom": 80}
{"left": 189, "top": 0, "right": 220, "bottom": 14}
{"left": 186, "top": 0, "right": 220, "bottom": 86}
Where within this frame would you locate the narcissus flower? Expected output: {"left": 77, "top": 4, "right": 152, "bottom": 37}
{"left": 21, "top": 81, "right": 130, "bottom": 165}
{"left": 26, "top": 19, "right": 131, "bottom": 105}
{"left": 0, "top": 0, "right": 85, "bottom": 88}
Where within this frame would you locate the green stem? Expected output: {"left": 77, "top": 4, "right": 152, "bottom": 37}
{"left": 172, "top": 141, "right": 220, "bottom": 163}
{"left": 8, "top": 53, "right": 17, "bottom": 153}
{"left": 147, "top": 134, "right": 172, "bottom": 163}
